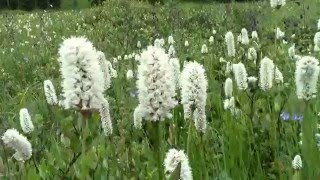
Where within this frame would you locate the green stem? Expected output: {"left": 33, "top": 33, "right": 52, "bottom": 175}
{"left": 186, "top": 121, "right": 192, "bottom": 158}
{"left": 155, "top": 121, "right": 164, "bottom": 180}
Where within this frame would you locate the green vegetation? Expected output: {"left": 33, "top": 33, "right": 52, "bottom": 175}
{"left": 0, "top": 0, "right": 320, "bottom": 179}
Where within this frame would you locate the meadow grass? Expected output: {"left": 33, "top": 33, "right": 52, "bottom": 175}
{"left": 0, "top": 0, "right": 320, "bottom": 179}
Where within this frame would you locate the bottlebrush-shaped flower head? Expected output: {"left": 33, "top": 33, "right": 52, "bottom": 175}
{"left": 19, "top": 108, "right": 34, "bottom": 134}
{"left": 136, "top": 45, "right": 177, "bottom": 121}
{"left": 295, "top": 56, "right": 320, "bottom": 100}
{"left": 292, "top": 154, "right": 302, "bottom": 170}
{"left": 58, "top": 37, "right": 105, "bottom": 111}
{"left": 180, "top": 61, "right": 208, "bottom": 132}
{"left": 224, "top": 78, "right": 233, "bottom": 98}
{"left": 2, "top": 128, "right": 32, "bottom": 161}
{"left": 164, "top": 148, "right": 193, "bottom": 180}
{"left": 259, "top": 57, "right": 275, "bottom": 91}
{"left": 232, "top": 62, "right": 248, "bottom": 90}
{"left": 43, "top": 80, "right": 58, "bottom": 105}
{"left": 241, "top": 28, "right": 250, "bottom": 45}
{"left": 225, "top": 31, "right": 236, "bottom": 57}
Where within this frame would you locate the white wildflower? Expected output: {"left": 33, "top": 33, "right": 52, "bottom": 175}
{"left": 288, "top": 44, "right": 296, "bottom": 60}
{"left": 295, "top": 56, "right": 320, "bottom": 100}
{"left": 184, "top": 40, "right": 189, "bottom": 47}
{"left": 251, "top": 31, "right": 259, "bottom": 40}
{"left": 164, "top": 149, "right": 193, "bottom": 180}
{"left": 168, "top": 35, "right": 175, "bottom": 45}
{"left": 275, "top": 27, "right": 285, "bottom": 39}
{"left": 137, "top": 41, "right": 141, "bottom": 48}
{"left": 224, "top": 78, "right": 233, "bottom": 98}
{"left": 133, "top": 105, "right": 143, "bottom": 129}
{"left": 2, "top": 129, "right": 32, "bottom": 161}
{"left": 259, "top": 57, "right": 275, "bottom": 91}
{"left": 168, "top": 45, "right": 176, "bottom": 58}
{"left": 225, "top": 31, "right": 236, "bottom": 57}
{"left": 232, "top": 62, "right": 248, "bottom": 90}
{"left": 180, "top": 61, "right": 207, "bottom": 132}
{"left": 209, "top": 36, "right": 214, "bottom": 45}
{"left": 292, "top": 155, "right": 302, "bottom": 170}
{"left": 241, "top": 28, "right": 250, "bottom": 45}
{"left": 99, "top": 100, "right": 112, "bottom": 136}
{"left": 126, "top": 70, "right": 134, "bottom": 79}
{"left": 201, "top": 44, "right": 208, "bottom": 54}
{"left": 275, "top": 67, "right": 284, "bottom": 84}
{"left": 19, "top": 108, "right": 34, "bottom": 134}
{"left": 43, "top": 80, "right": 58, "bottom": 105}
{"left": 314, "top": 32, "right": 320, "bottom": 47}
{"left": 248, "top": 47, "right": 257, "bottom": 61}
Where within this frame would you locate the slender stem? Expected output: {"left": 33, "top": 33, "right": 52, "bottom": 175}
{"left": 186, "top": 120, "right": 192, "bottom": 158}
{"left": 155, "top": 121, "right": 163, "bottom": 180}
{"left": 2, "top": 141, "right": 9, "bottom": 176}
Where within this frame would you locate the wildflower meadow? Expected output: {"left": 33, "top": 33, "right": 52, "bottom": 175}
{"left": 1, "top": 0, "right": 320, "bottom": 179}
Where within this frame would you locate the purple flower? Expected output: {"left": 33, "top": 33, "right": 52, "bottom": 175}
{"left": 292, "top": 114, "right": 303, "bottom": 121}
{"left": 280, "top": 112, "right": 290, "bottom": 121}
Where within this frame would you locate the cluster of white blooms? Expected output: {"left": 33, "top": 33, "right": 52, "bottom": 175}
{"left": 99, "top": 100, "right": 112, "bottom": 136}
{"left": 295, "top": 56, "right": 320, "bottom": 100}
{"left": 251, "top": 31, "right": 259, "bottom": 41}
{"left": 275, "top": 28, "right": 285, "bottom": 39}
{"left": 164, "top": 148, "right": 193, "bottom": 180}
{"left": 288, "top": 44, "right": 296, "bottom": 60}
{"left": 241, "top": 28, "right": 250, "bottom": 45}
{"left": 314, "top": 32, "right": 320, "bottom": 50}
{"left": 97, "top": 51, "right": 117, "bottom": 90}
{"left": 201, "top": 44, "right": 208, "bottom": 54}
{"left": 43, "top": 80, "right": 58, "bottom": 105}
{"left": 232, "top": 62, "right": 248, "bottom": 90}
{"left": 259, "top": 57, "right": 275, "bottom": 91}
{"left": 224, "top": 78, "right": 233, "bottom": 98}
{"left": 247, "top": 47, "right": 257, "bottom": 62}
{"left": 168, "top": 35, "right": 175, "bottom": 45}
{"left": 225, "top": 31, "right": 236, "bottom": 57}
{"left": 168, "top": 45, "right": 176, "bottom": 58}
{"left": 2, "top": 129, "right": 32, "bottom": 161}
{"left": 170, "top": 57, "right": 181, "bottom": 87}
{"left": 275, "top": 67, "right": 284, "bottom": 84}
{"left": 133, "top": 105, "right": 143, "bottom": 129}
{"left": 209, "top": 36, "right": 214, "bottom": 45}
{"left": 180, "top": 61, "right": 208, "bottom": 133}
{"left": 292, "top": 155, "right": 302, "bottom": 170}
{"left": 136, "top": 46, "right": 177, "bottom": 121}
{"left": 126, "top": 69, "right": 134, "bottom": 79}
{"left": 58, "top": 37, "right": 106, "bottom": 110}
{"left": 270, "top": 0, "right": 286, "bottom": 8}
{"left": 154, "top": 38, "right": 165, "bottom": 47}
{"left": 19, "top": 108, "right": 34, "bottom": 134}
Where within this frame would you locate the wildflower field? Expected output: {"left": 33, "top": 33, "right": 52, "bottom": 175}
{"left": 1, "top": 0, "right": 320, "bottom": 179}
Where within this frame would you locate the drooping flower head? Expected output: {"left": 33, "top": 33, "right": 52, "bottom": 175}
{"left": 295, "top": 56, "right": 320, "bottom": 100}
{"left": 43, "top": 80, "right": 58, "bottom": 105}
{"left": 232, "top": 62, "right": 248, "bottom": 90}
{"left": 180, "top": 61, "right": 208, "bottom": 132}
{"left": 259, "top": 57, "right": 275, "bottom": 91}
{"left": 164, "top": 148, "right": 193, "bottom": 180}
{"left": 136, "top": 46, "right": 177, "bottom": 121}
{"left": 58, "top": 37, "right": 105, "bottom": 110}
{"left": 225, "top": 31, "right": 236, "bottom": 57}
{"left": 19, "top": 108, "right": 34, "bottom": 134}
{"left": 2, "top": 129, "right": 32, "bottom": 161}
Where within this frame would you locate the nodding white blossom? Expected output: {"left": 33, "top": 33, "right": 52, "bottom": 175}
{"left": 318, "top": 19, "right": 320, "bottom": 30}
{"left": 225, "top": 31, "right": 236, "bottom": 57}
{"left": 126, "top": 69, "right": 134, "bottom": 79}
{"left": 168, "top": 45, "right": 176, "bottom": 58}
{"left": 270, "top": 0, "right": 286, "bottom": 8}
{"left": 292, "top": 155, "right": 302, "bottom": 170}
{"left": 133, "top": 105, "right": 143, "bottom": 129}
{"left": 232, "top": 62, "right": 248, "bottom": 90}
{"left": 99, "top": 100, "right": 112, "bottom": 136}
{"left": 2, "top": 129, "right": 32, "bottom": 161}
{"left": 259, "top": 57, "right": 275, "bottom": 91}
{"left": 275, "top": 28, "right": 285, "bottom": 39}
{"left": 184, "top": 40, "right": 189, "bottom": 47}
{"left": 43, "top": 80, "right": 58, "bottom": 105}
{"left": 224, "top": 78, "right": 233, "bottom": 98}
{"left": 164, "top": 149, "right": 193, "bottom": 180}
{"left": 251, "top": 31, "right": 259, "bottom": 40}
{"left": 275, "top": 67, "right": 284, "bottom": 84}
{"left": 248, "top": 47, "right": 257, "bottom": 61}
{"left": 180, "top": 61, "right": 207, "bottom": 132}
{"left": 209, "top": 36, "right": 214, "bottom": 45}
{"left": 295, "top": 56, "right": 320, "bottom": 100}
{"left": 315, "top": 45, "right": 320, "bottom": 52}
{"left": 97, "top": 51, "right": 116, "bottom": 90}
{"left": 136, "top": 46, "right": 177, "bottom": 121}
{"left": 288, "top": 44, "right": 296, "bottom": 60}
{"left": 19, "top": 108, "right": 34, "bottom": 134}
{"left": 168, "top": 35, "right": 175, "bottom": 45}
{"left": 314, "top": 32, "right": 320, "bottom": 47}
{"left": 170, "top": 58, "right": 181, "bottom": 87}
{"left": 58, "top": 37, "right": 106, "bottom": 110}
{"left": 201, "top": 44, "right": 208, "bottom": 54}
{"left": 241, "top": 28, "right": 250, "bottom": 45}
{"left": 137, "top": 41, "right": 141, "bottom": 48}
